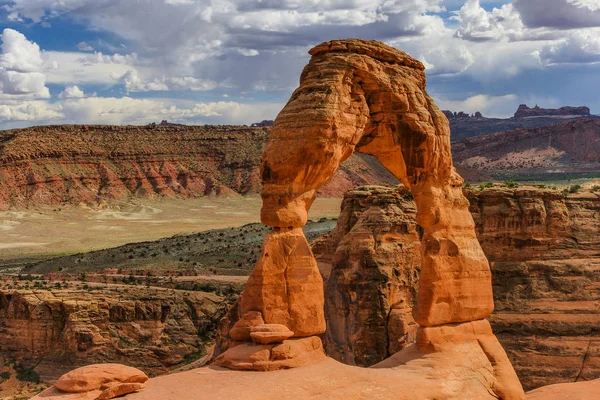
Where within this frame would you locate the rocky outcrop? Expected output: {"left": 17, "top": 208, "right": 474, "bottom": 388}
{"left": 514, "top": 104, "right": 590, "bottom": 119}
{"left": 313, "top": 186, "right": 421, "bottom": 366}
{"left": 0, "top": 287, "right": 233, "bottom": 381}
{"left": 216, "top": 38, "right": 522, "bottom": 398}
{"left": 469, "top": 187, "right": 600, "bottom": 390}
{"left": 453, "top": 118, "right": 600, "bottom": 179}
{"left": 0, "top": 125, "right": 398, "bottom": 209}
{"left": 442, "top": 110, "right": 483, "bottom": 119}
{"left": 33, "top": 364, "right": 148, "bottom": 400}
{"left": 315, "top": 185, "right": 600, "bottom": 390}
{"left": 526, "top": 379, "right": 600, "bottom": 400}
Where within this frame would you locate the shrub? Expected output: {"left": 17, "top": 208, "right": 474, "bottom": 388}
{"left": 502, "top": 180, "right": 519, "bottom": 189}
{"left": 568, "top": 184, "right": 582, "bottom": 193}
{"left": 590, "top": 185, "right": 600, "bottom": 193}
{"left": 15, "top": 365, "right": 40, "bottom": 383}
{"left": 0, "top": 371, "right": 11, "bottom": 380}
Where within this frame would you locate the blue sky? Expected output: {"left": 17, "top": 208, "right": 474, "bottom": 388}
{"left": 0, "top": 0, "right": 599, "bottom": 128}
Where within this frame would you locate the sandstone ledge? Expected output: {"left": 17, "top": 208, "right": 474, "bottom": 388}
{"left": 33, "top": 358, "right": 600, "bottom": 400}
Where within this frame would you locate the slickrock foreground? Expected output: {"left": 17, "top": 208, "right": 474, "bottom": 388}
{"left": 33, "top": 360, "right": 600, "bottom": 400}
{"left": 216, "top": 38, "right": 523, "bottom": 398}
{"left": 314, "top": 185, "right": 600, "bottom": 390}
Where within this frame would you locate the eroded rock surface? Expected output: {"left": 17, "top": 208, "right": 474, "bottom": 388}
{"left": 313, "top": 186, "right": 421, "bottom": 366}
{"left": 0, "top": 287, "right": 232, "bottom": 381}
{"left": 315, "top": 185, "right": 600, "bottom": 390}
{"left": 470, "top": 187, "right": 600, "bottom": 390}
{"left": 0, "top": 125, "right": 398, "bottom": 209}
{"left": 54, "top": 363, "right": 147, "bottom": 393}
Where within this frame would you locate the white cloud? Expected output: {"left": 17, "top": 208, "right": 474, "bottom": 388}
{"left": 238, "top": 48, "right": 259, "bottom": 56}
{"left": 435, "top": 94, "right": 518, "bottom": 118}
{"left": 42, "top": 51, "right": 133, "bottom": 84}
{"left": 58, "top": 85, "right": 96, "bottom": 99}
{"left": 538, "top": 29, "right": 600, "bottom": 64}
{"left": 80, "top": 52, "right": 138, "bottom": 65}
{"left": 0, "top": 101, "right": 63, "bottom": 121}
{"left": 117, "top": 69, "right": 221, "bottom": 92}
{"left": 453, "top": 0, "right": 528, "bottom": 41}
{"left": 0, "top": 29, "right": 50, "bottom": 99}
{"left": 567, "top": 0, "right": 600, "bottom": 11}
{"left": 77, "top": 41, "right": 94, "bottom": 51}
{"left": 0, "top": 96, "right": 283, "bottom": 128}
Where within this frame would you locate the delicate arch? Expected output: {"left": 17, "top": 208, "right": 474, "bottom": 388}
{"left": 240, "top": 39, "right": 493, "bottom": 334}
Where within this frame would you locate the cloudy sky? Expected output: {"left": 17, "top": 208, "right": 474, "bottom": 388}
{"left": 0, "top": 0, "right": 599, "bottom": 129}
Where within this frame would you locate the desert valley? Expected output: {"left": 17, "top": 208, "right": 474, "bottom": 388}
{"left": 0, "top": 1, "right": 600, "bottom": 399}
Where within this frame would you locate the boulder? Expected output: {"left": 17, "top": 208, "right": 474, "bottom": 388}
{"left": 229, "top": 311, "right": 265, "bottom": 341}
{"left": 250, "top": 324, "right": 294, "bottom": 344}
{"left": 54, "top": 364, "right": 148, "bottom": 393}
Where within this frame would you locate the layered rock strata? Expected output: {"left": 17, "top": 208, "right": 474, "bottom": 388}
{"left": 470, "top": 188, "right": 600, "bottom": 390}
{"left": 0, "top": 287, "right": 232, "bottom": 381}
{"left": 0, "top": 125, "right": 398, "bottom": 209}
{"left": 452, "top": 118, "right": 600, "bottom": 179}
{"left": 315, "top": 185, "right": 600, "bottom": 390}
{"left": 215, "top": 38, "right": 523, "bottom": 398}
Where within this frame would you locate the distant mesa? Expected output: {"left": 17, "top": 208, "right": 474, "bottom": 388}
{"left": 250, "top": 120, "right": 274, "bottom": 127}
{"left": 443, "top": 110, "right": 483, "bottom": 120}
{"left": 147, "top": 120, "right": 186, "bottom": 127}
{"left": 514, "top": 104, "right": 590, "bottom": 119}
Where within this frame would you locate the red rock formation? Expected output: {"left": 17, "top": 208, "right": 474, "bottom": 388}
{"left": 54, "top": 364, "right": 147, "bottom": 393}
{"left": 526, "top": 379, "right": 600, "bottom": 399}
{"left": 469, "top": 188, "right": 600, "bottom": 390}
{"left": 313, "top": 186, "right": 421, "bottom": 366}
{"left": 34, "top": 364, "right": 148, "bottom": 400}
{"left": 452, "top": 119, "right": 600, "bottom": 178}
{"left": 215, "top": 38, "right": 523, "bottom": 398}
{"left": 0, "top": 287, "right": 231, "bottom": 381}
{"left": 316, "top": 185, "right": 600, "bottom": 391}
{"left": 0, "top": 125, "right": 397, "bottom": 209}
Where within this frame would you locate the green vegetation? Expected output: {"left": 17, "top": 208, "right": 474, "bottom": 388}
{"left": 15, "top": 365, "right": 40, "bottom": 383}
{"left": 502, "top": 180, "right": 519, "bottom": 189}
{"left": 0, "top": 371, "right": 11, "bottom": 380}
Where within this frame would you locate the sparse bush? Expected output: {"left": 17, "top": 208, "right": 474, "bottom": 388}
{"left": 590, "top": 185, "right": 600, "bottom": 193}
{"left": 15, "top": 365, "right": 40, "bottom": 383}
{"left": 502, "top": 180, "right": 519, "bottom": 189}
{"left": 0, "top": 371, "right": 11, "bottom": 380}
{"left": 568, "top": 184, "right": 582, "bottom": 193}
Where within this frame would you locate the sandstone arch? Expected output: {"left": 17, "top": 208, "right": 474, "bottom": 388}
{"left": 216, "top": 39, "right": 524, "bottom": 399}
{"left": 242, "top": 39, "right": 493, "bottom": 333}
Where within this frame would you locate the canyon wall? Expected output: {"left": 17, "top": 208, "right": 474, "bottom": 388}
{"left": 314, "top": 185, "right": 600, "bottom": 390}
{"left": 0, "top": 125, "right": 397, "bottom": 209}
{"left": 0, "top": 287, "right": 234, "bottom": 381}
{"left": 452, "top": 118, "right": 600, "bottom": 179}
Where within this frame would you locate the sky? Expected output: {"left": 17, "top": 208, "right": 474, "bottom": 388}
{"left": 0, "top": 0, "right": 599, "bottom": 129}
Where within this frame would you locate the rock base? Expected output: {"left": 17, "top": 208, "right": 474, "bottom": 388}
{"left": 213, "top": 336, "right": 326, "bottom": 371}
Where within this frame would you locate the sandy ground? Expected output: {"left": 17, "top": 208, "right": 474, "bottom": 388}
{"left": 0, "top": 196, "right": 342, "bottom": 266}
